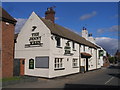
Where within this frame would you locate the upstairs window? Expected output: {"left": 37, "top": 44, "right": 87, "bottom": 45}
{"left": 83, "top": 46, "right": 85, "bottom": 52}
{"left": 72, "top": 42, "right": 76, "bottom": 51}
{"left": 72, "top": 42, "right": 75, "bottom": 49}
{"left": 91, "top": 48, "right": 92, "bottom": 54}
{"left": 55, "top": 36, "right": 61, "bottom": 47}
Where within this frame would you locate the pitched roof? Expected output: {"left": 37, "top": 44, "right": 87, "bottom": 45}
{"left": 0, "top": 7, "right": 17, "bottom": 24}
{"left": 38, "top": 17, "right": 98, "bottom": 48}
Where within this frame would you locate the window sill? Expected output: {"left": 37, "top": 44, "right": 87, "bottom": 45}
{"left": 64, "top": 53, "right": 73, "bottom": 56}
{"left": 56, "top": 46, "right": 62, "bottom": 48}
{"left": 73, "top": 66, "right": 79, "bottom": 68}
{"left": 54, "top": 68, "right": 65, "bottom": 71}
{"left": 73, "top": 49, "right": 76, "bottom": 51}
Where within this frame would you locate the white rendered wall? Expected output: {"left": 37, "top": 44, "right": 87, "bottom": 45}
{"left": 15, "top": 12, "right": 51, "bottom": 77}
{"left": 49, "top": 36, "right": 80, "bottom": 78}
{"left": 88, "top": 49, "right": 97, "bottom": 70}
{"left": 80, "top": 45, "right": 97, "bottom": 71}
{"left": 96, "top": 49, "right": 102, "bottom": 68}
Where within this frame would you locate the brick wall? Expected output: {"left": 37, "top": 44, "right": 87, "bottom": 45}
{"left": 0, "top": 21, "right": 2, "bottom": 78}
{"left": 1, "top": 21, "right": 15, "bottom": 78}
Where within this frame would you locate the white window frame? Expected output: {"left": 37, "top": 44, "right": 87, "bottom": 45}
{"left": 54, "top": 58, "right": 64, "bottom": 70}
{"left": 73, "top": 58, "right": 78, "bottom": 68}
{"left": 55, "top": 36, "right": 62, "bottom": 48}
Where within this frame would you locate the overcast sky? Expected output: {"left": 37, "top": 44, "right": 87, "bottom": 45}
{"left": 2, "top": 2, "right": 119, "bottom": 55}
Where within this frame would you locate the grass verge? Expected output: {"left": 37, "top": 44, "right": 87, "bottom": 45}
{"left": 0, "top": 76, "right": 21, "bottom": 82}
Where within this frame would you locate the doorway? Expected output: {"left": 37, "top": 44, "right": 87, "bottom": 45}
{"left": 13, "top": 59, "right": 25, "bottom": 76}
{"left": 86, "top": 58, "right": 88, "bottom": 72}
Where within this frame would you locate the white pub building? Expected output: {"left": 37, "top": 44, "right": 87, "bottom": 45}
{"left": 15, "top": 7, "right": 106, "bottom": 78}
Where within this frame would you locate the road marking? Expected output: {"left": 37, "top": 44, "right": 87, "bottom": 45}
{"left": 105, "top": 77, "right": 114, "bottom": 85}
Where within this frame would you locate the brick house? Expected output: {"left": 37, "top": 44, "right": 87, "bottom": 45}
{"left": 0, "top": 7, "right": 17, "bottom": 78}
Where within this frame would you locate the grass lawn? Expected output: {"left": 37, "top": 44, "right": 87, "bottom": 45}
{"left": 0, "top": 76, "right": 21, "bottom": 82}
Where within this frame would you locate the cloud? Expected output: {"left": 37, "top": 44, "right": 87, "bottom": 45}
{"left": 114, "top": 14, "right": 118, "bottom": 18}
{"left": 95, "top": 37, "right": 118, "bottom": 55}
{"left": 15, "top": 18, "right": 27, "bottom": 34}
{"left": 109, "top": 25, "right": 118, "bottom": 32}
{"left": 55, "top": 17, "right": 59, "bottom": 20}
{"left": 80, "top": 11, "right": 97, "bottom": 20}
{"left": 97, "top": 28, "right": 105, "bottom": 34}
{"left": 42, "top": 17, "right": 59, "bottom": 20}
{"left": 96, "top": 25, "right": 118, "bottom": 36}
{"left": 15, "top": 17, "right": 59, "bottom": 34}
{"left": 111, "top": 14, "right": 118, "bottom": 19}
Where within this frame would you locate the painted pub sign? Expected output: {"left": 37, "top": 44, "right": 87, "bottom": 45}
{"left": 25, "top": 32, "right": 43, "bottom": 48}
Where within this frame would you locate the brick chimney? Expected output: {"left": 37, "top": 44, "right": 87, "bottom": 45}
{"left": 45, "top": 7, "right": 55, "bottom": 23}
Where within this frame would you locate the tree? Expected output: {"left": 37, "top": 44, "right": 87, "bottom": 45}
{"left": 108, "top": 57, "right": 115, "bottom": 63}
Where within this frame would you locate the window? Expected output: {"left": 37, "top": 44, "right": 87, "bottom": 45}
{"left": 54, "top": 58, "right": 64, "bottom": 70}
{"left": 55, "top": 37, "right": 61, "bottom": 47}
{"left": 72, "top": 42, "right": 75, "bottom": 50}
{"left": 35, "top": 57, "right": 49, "bottom": 68}
{"left": 99, "top": 50, "right": 104, "bottom": 58}
{"left": 90, "top": 48, "right": 92, "bottom": 54}
{"left": 73, "top": 59, "right": 78, "bottom": 68}
{"left": 83, "top": 46, "right": 85, "bottom": 51}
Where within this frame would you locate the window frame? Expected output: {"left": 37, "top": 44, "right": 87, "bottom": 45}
{"left": 55, "top": 36, "right": 61, "bottom": 48}
{"left": 72, "top": 42, "right": 76, "bottom": 51}
{"left": 72, "top": 58, "right": 78, "bottom": 68}
{"left": 83, "top": 46, "right": 85, "bottom": 52}
{"left": 54, "top": 58, "right": 65, "bottom": 70}
{"left": 35, "top": 56, "right": 49, "bottom": 68}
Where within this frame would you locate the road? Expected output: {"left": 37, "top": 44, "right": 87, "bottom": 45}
{"left": 3, "top": 64, "right": 120, "bottom": 89}
{"left": 64, "top": 64, "right": 120, "bottom": 89}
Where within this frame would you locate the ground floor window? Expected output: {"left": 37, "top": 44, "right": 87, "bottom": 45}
{"left": 73, "top": 58, "right": 78, "bottom": 68}
{"left": 35, "top": 57, "right": 49, "bottom": 68}
{"left": 54, "top": 58, "right": 64, "bottom": 70}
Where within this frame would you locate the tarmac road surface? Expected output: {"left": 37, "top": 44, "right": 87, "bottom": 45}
{"left": 3, "top": 64, "right": 120, "bottom": 89}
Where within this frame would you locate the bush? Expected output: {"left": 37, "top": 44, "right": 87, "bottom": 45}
{"left": 108, "top": 57, "right": 115, "bottom": 63}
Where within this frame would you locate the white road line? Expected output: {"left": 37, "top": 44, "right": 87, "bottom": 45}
{"left": 105, "top": 77, "right": 114, "bottom": 85}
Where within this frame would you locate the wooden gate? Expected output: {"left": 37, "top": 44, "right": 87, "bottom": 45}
{"left": 13, "top": 59, "right": 25, "bottom": 76}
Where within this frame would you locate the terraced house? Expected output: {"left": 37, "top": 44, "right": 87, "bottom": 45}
{"left": 15, "top": 7, "right": 106, "bottom": 78}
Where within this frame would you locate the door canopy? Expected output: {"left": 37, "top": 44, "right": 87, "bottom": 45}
{"left": 81, "top": 52, "right": 92, "bottom": 58}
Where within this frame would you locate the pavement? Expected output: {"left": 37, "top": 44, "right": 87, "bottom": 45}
{"left": 2, "top": 63, "right": 120, "bottom": 89}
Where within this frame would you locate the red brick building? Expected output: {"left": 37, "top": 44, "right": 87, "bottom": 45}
{"left": 0, "top": 7, "right": 17, "bottom": 78}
